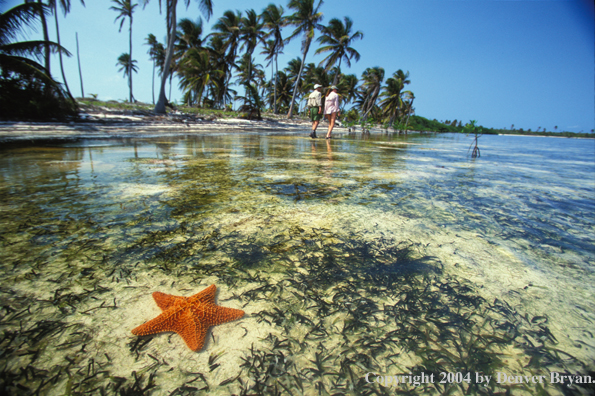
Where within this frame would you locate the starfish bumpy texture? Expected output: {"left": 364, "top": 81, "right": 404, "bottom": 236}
{"left": 131, "top": 284, "right": 244, "bottom": 351}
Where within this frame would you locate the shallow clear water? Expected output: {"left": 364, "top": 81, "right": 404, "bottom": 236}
{"left": 0, "top": 132, "right": 594, "bottom": 395}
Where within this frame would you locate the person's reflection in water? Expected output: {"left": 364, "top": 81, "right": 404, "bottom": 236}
{"left": 322, "top": 138, "right": 334, "bottom": 180}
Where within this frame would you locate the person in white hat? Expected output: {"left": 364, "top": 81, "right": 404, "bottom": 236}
{"left": 306, "top": 84, "right": 323, "bottom": 138}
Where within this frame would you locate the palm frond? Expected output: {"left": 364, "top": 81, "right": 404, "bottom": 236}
{"left": 0, "top": 2, "right": 47, "bottom": 46}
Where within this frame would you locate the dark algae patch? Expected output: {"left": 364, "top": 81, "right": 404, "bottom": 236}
{"left": 1, "top": 228, "right": 586, "bottom": 394}
{"left": 0, "top": 134, "right": 593, "bottom": 395}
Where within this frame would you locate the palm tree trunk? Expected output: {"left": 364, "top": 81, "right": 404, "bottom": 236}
{"left": 155, "top": 0, "right": 177, "bottom": 114}
{"left": 76, "top": 32, "right": 84, "bottom": 98}
{"left": 274, "top": 53, "right": 278, "bottom": 114}
{"left": 37, "top": 0, "right": 50, "bottom": 77}
{"left": 54, "top": 4, "right": 73, "bottom": 99}
{"left": 332, "top": 57, "right": 341, "bottom": 86}
{"left": 403, "top": 97, "right": 414, "bottom": 134}
{"left": 129, "top": 15, "right": 133, "bottom": 102}
{"left": 223, "top": 59, "right": 233, "bottom": 106}
{"left": 361, "top": 85, "right": 380, "bottom": 122}
{"left": 151, "top": 60, "right": 155, "bottom": 104}
{"left": 246, "top": 53, "right": 253, "bottom": 99}
{"left": 269, "top": 60, "right": 274, "bottom": 111}
{"left": 287, "top": 38, "right": 310, "bottom": 118}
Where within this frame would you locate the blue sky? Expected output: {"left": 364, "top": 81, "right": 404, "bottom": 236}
{"left": 3, "top": 0, "right": 594, "bottom": 132}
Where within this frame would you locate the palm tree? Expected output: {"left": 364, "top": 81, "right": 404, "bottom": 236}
{"left": 171, "top": 17, "right": 204, "bottom": 99}
{"left": 379, "top": 69, "right": 411, "bottom": 127}
{"left": 265, "top": 70, "right": 292, "bottom": 112}
{"left": 116, "top": 52, "right": 138, "bottom": 100}
{"left": 392, "top": 69, "right": 410, "bottom": 86}
{"left": 401, "top": 91, "right": 415, "bottom": 133}
{"left": 235, "top": 53, "right": 263, "bottom": 87}
{"left": 205, "top": 34, "right": 232, "bottom": 107}
{"left": 144, "top": 0, "right": 214, "bottom": 114}
{"left": 284, "top": 57, "right": 302, "bottom": 86}
{"left": 337, "top": 72, "right": 357, "bottom": 110}
{"left": 1, "top": 2, "right": 62, "bottom": 78}
{"left": 239, "top": 9, "right": 265, "bottom": 62}
{"left": 284, "top": 0, "right": 324, "bottom": 118}
{"left": 175, "top": 17, "right": 204, "bottom": 59}
{"left": 212, "top": 9, "right": 242, "bottom": 106}
{"left": 378, "top": 77, "right": 404, "bottom": 126}
{"left": 145, "top": 33, "right": 164, "bottom": 104}
{"left": 303, "top": 63, "right": 329, "bottom": 93}
{"left": 359, "top": 66, "right": 384, "bottom": 122}
{"left": 111, "top": 0, "right": 138, "bottom": 102}
{"left": 261, "top": 3, "right": 285, "bottom": 114}
{"left": 283, "top": 57, "right": 305, "bottom": 111}
{"left": 1, "top": 1, "right": 76, "bottom": 118}
{"left": 239, "top": 9, "right": 265, "bottom": 99}
{"left": 260, "top": 38, "right": 276, "bottom": 107}
{"left": 236, "top": 83, "right": 263, "bottom": 120}
{"left": 177, "top": 47, "right": 222, "bottom": 106}
{"left": 238, "top": 54, "right": 266, "bottom": 108}
{"left": 297, "top": 62, "right": 329, "bottom": 113}
{"left": 314, "top": 16, "right": 362, "bottom": 86}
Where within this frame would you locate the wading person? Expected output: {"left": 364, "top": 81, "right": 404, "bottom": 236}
{"left": 324, "top": 86, "right": 340, "bottom": 139}
{"left": 307, "top": 84, "right": 323, "bottom": 138}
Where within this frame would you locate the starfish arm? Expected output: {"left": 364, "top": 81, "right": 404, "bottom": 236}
{"left": 188, "top": 284, "right": 217, "bottom": 305}
{"left": 131, "top": 305, "right": 186, "bottom": 336}
{"left": 197, "top": 304, "right": 245, "bottom": 325}
{"left": 152, "top": 291, "right": 185, "bottom": 311}
{"left": 173, "top": 309, "right": 208, "bottom": 351}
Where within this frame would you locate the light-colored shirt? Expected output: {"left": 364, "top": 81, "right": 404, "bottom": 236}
{"left": 307, "top": 90, "right": 322, "bottom": 107}
{"left": 324, "top": 91, "right": 340, "bottom": 114}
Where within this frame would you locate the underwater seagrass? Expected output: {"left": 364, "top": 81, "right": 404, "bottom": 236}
{"left": 0, "top": 133, "right": 593, "bottom": 395}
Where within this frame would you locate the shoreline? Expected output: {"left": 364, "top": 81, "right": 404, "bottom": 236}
{"left": 2, "top": 107, "right": 590, "bottom": 143}
{"left": 0, "top": 107, "right": 353, "bottom": 143}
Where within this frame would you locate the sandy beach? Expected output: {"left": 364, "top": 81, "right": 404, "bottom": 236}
{"left": 0, "top": 106, "right": 351, "bottom": 143}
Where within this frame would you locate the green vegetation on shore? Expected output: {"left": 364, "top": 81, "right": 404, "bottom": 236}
{"left": 0, "top": 2, "right": 78, "bottom": 120}
{"left": 76, "top": 98, "right": 293, "bottom": 121}
{"left": 1, "top": 0, "right": 414, "bottom": 126}
{"left": 405, "top": 115, "right": 594, "bottom": 138}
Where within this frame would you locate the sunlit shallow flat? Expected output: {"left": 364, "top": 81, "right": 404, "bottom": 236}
{"left": 0, "top": 132, "right": 594, "bottom": 395}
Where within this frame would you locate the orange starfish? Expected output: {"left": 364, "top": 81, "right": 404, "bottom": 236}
{"left": 131, "top": 284, "right": 244, "bottom": 351}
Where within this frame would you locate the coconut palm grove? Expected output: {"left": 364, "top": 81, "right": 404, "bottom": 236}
{"left": 0, "top": 0, "right": 421, "bottom": 130}
{"left": 1, "top": 0, "right": 592, "bottom": 136}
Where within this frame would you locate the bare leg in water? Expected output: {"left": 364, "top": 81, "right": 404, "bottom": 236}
{"left": 325, "top": 112, "right": 338, "bottom": 139}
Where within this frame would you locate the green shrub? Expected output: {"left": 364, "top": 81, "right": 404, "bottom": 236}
{"left": 0, "top": 77, "right": 78, "bottom": 121}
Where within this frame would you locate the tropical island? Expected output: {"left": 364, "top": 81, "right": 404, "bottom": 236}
{"left": 1, "top": 2, "right": 594, "bottom": 395}
{"left": 1, "top": 0, "right": 591, "bottom": 139}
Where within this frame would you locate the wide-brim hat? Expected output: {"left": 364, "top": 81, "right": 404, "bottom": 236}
{"left": 330, "top": 85, "right": 338, "bottom": 90}
{"left": 314, "top": 84, "right": 322, "bottom": 89}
